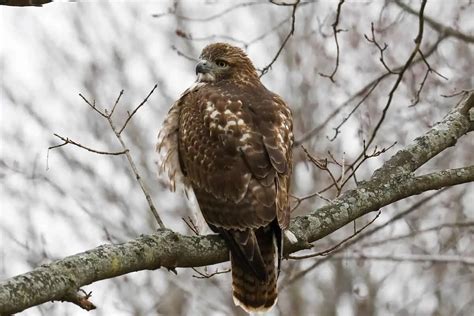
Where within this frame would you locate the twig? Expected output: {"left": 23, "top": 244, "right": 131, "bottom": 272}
{"left": 259, "top": 0, "right": 300, "bottom": 77}
{"left": 308, "top": 141, "right": 396, "bottom": 198}
{"left": 118, "top": 84, "right": 158, "bottom": 135}
{"left": 314, "top": 0, "right": 429, "bottom": 188}
{"left": 49, "top": 134, "right": 128, "bottom": 156}
{"left": 319, "top": 0, "right": 345, "bottom": 82}
{"left": 295, "top": 34, "right": 446, "bottom": 146}
{"left": 346, "top": 187, "right": 450, "bottom": 247}
{"left": 282, "top": 188, "right": 448, "bottom": 288}
{"left": 297, "top": 20, "right": 443, "bottom": 144}
{"left": 294, "top": 77, "right": 382, "bottom": 146}
{"left": 78, "top": 94, "right": 107, "bottom": 119}
{"left": 55, "top": 86, "right": 166, "bottom": 229}
{"left": 98, "top": 88, "right": 165, "bottom": 228}
{"left": 394, "top": 0, "right": 474, "bottom": 43}
{"left": 301, "top": 146, "right": 340, "bottom": 195}
{"left": 173, "top": 15, "right": 292, "bottom": 55}
{"left": 288, "top": 211, "right": 380, "bottom": 260}
{"left": 59, "top": 289, "right": 96, "bottom": 311}
{"left": 441, "top": 88, "right": 474, "bottom": 98}
{"left": 110, "top": 89, "right": 124, "bottom": 117}
{"left": 153, "top": 1, "right": 265, "bottom": 22}
{"left": 178, "top": 32, "right": 249, "bottom": 46}
{"left": 109, "top": 118, "right": 165, "bottom": 228}
{"left": 183, "top": 216, "right": 200, "bottom": 236}
{"left": 171, "top": 45, "right": 198, "bottom": 62}
{"left": 409, "top": 48, "right": 448, "bottom": 107}
{"left": 364, "top": 0, "right": 427, "bottom": 152}
{"left": 364, "top": 22, "right": 398, "bottom": 74}
{"left": 290, "top": 190, "right": 332, "bottom": 213}
{"left": 192, "top": 267, "right": 230, "bottom": 279}
{"left": 329, "top": 253, "right": 474, "bottom": 265}
{"left": 328, "top": 77, "right": 383, "bottom": 141}
{"left": 245, "top": 16, "right": 290, "bottom": 48}
{"left": 361, "top": 221, "right": 474, "bottom": 248}
{"left": 338, "top": 141, "right": 397, "bottom": 189}
{"left": 338, "top": 151, "right": 345, "bottom": 189}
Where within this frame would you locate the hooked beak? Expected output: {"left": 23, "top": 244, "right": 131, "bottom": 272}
{"left": 195, "top": 60, "right": 213, "bottom": 75}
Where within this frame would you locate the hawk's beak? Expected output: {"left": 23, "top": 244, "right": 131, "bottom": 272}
{"left": 196, "top": 60, "right": 213, "bottom": 75}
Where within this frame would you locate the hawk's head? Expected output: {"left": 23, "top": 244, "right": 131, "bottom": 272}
{"left": 196, "top": 43, "right": 259, "bottom": 84}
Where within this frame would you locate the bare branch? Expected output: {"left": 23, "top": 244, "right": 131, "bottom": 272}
{"left": 409, "top": 48, "right": 448, "bottom": 107}
{"left": 78, "top": 93, "right": 108, "bottom": 118}
{"left": 259, "top": 0, "right": 300, "bottom": 77}
{"left": 364, "top": 22, "right": 398, "bottom": 74}
{"left": 307, "top": 0, "right": 431, "bottom": 190}
{"left": 118, "top": 84, "right": 158, "bottom": 135}
{"left": 361, "top": 221, "right": 474, "bottom": 248}
{"left": 60, "top": 289, "right": 96, "bottom": 312}
{"left": 371, "top": 91, "right": 474, "bottom": 178}
{"left": 153, "top": 2, "right": 266, "bottom": 22}
{"left": 109, "top": 89, "right": 124, "bottom": 118}
{"left": 394, "top": 0, "right": 474, "bottom": 43}
{"left": 329, "top": 253, "right": 474, "bottom": 265}
{"left": 2, "top": 93, "right": 472, "bottom": 314}
{"left": 302, "top": 146, "right": 340, "bottom": 194}
{"left": 171, "top": 45, "right": 198, "bottom": 62}
{"left": 282, "top": 188, "right": 449, "bottom": 288}
{"left": 66, "top": 88, "right": 166, "bottom": 229}
{"left": 192, "top": 267, "right": 230, "bottom": 279}
{"left": 288, "top": 211, "right": 380, "bottom": 260}
{"left": 327, "top": 77, "right": 383, "bottom": 142}
{"left": 319, "top": 0, "right": 345, "bottom": 82}
{"left": 2, "top": 162, "right": 472, "bottom": 313}
{"left": 441, "top": 88, "right": 474, "bottom": 98}
{"left": 183, "top": 216, "right": 200, "bottom": 236}
{"left": 48, "top": 134, "right": 128, "bottom": 156}
{"left": 85, "top": 89, "right": 165, "bottom": 229}
{"left": 295, "top": 34, "right": 447, "bottom": 146}
{"left": 363, "top": 0, "right": 428, "bottom": 151}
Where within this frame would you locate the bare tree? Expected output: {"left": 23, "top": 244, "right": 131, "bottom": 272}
{"left": 1, "top": 1, "right": 473, "bottom": 315}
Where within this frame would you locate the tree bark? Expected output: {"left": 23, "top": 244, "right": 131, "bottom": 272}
{"left": 0, "top": 92, "right": 472, "bottom": 315}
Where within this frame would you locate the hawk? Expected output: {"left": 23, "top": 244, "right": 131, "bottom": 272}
{"left": 157, "top": 43, "right": 293, "bottom": 312}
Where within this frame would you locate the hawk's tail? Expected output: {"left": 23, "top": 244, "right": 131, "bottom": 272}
{"left": 231, "top": 228, "right": 277, "bottom": 313}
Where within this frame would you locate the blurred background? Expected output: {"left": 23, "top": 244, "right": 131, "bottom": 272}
{"left": 1, "top": 1, "right": 473, "bottom": 315}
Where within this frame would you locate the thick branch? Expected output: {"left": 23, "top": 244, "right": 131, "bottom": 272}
{"left": 372, "top": 92, "right": 474, "bottom": 178}
{"left": 0, "top": 232, "right": 227, "bottom": 315}
{"left": 286, "top": 165, "right": 474, "bottom": 253}
{"left": 0, "top": 92, "right": 472, "bottom": 314}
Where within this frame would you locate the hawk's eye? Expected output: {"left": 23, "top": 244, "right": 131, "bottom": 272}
{"left": 216, "top": 60, "right": 228, "bottom": 68}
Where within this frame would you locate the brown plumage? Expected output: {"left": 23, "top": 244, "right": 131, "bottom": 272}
{"left": 157, "top": 43, "right": 293, "bottom": 313}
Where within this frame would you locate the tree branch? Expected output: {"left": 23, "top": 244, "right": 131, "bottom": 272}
{"left": 1, "top": 92, "right": 472, "bottom": 314}
{"left": 328, "top": 253, "right": 474, "bottom": 265}
{"left": 319, "top": 0, "right": 345, "bottom": 82}
{"left": 259, "top": 0, "right": 300, "bottom": 77}
{"left": 394, "top": 0, "right": 474, "bottom": 43}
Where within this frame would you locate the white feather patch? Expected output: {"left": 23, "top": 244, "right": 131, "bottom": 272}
{"left": 284, "top": 230, "right": 298, "bottom": 244}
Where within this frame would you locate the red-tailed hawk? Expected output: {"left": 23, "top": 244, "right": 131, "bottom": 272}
{"left": 157, "top": 43, "right": 293, "bottom": 312}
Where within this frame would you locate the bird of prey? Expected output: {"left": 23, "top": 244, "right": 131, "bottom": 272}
{"left": 157, "top": 42, "right": 293, "bottom": 312}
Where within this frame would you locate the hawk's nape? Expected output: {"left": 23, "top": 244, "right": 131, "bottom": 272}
{"left": 157, "top": 42, "right": 293, "bottom": 312}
